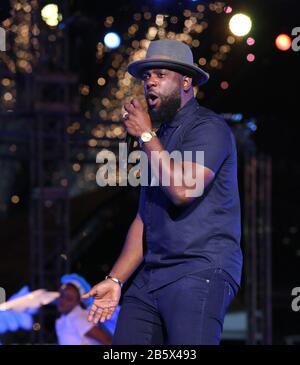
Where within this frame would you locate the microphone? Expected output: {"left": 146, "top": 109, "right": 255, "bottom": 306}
{"left": 119, "top": 112, "right": 136, "bottom": 171}
{"left": 125, "top": 132, "right": 136, "bottom": 155}
{"left": 119, "top": 132, "right": 135, "bottom": 171}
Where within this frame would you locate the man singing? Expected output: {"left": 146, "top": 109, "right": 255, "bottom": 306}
{"left": 83, "top": 39, "right": 243, "bottom": 345}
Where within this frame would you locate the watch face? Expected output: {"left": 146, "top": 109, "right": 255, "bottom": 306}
{"left": 141, "top": 131, "right": 152, "bottom": 142}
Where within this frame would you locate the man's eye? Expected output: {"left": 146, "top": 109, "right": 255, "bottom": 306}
{"left": 159, "top": 73, "right": 165, "bottom": 78}
{"left": 143, "top": 74, "right": 150, "bottom": 80}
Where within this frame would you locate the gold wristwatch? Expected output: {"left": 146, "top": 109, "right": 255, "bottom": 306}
{"left": 138, "top": 130, "right": 157, "bottom": 146}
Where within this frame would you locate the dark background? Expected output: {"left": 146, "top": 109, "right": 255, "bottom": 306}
{"left": 1, "top": 0, "right": 299, "bottom": 344}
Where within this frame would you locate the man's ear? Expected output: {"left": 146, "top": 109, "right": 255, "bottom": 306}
{"left": 183, "top": 76, "right": 193, "bottom": 91}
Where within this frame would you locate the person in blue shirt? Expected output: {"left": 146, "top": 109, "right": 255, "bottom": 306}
{"left": 83, "top": 40, "right": 243, "bottom": 345}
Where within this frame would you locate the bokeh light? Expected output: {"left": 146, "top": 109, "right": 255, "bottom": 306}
{"left": 104, "top": 32, "right": 121, "bottom": 48}
{"left": 247, "top": 53, "right": 255, "bottom": 62}
{"left": 229, "top": 13, "right": 252, "bottom": 37}
{"left": 224, "top": 6, "right": 233, "bottom": 14}
{"left": 247, "top": 37, "right": 255, "bottom": 46}
{"left": 41, "top": 4, "right": 62, "bottom": 27}
{"left": 220, "top": 81, "right": 229, "bottom": 90}
{"left": 11, "top": 195, "right": 20, "bottom": 204}
{"left": 275, "top": 34, "right": 292, "bottom": 51}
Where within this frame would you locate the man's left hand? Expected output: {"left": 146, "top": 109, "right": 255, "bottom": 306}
{"left": 123, "top": 99, "right": 152, "bottom": 137}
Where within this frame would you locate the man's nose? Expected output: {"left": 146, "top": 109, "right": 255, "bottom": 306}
{"left": 146, "top": 75, "right": 158, "bottom": 88}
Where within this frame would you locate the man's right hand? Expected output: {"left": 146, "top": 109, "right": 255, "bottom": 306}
{"left": 82, "top": 279, "right": 121, "bottom": 324}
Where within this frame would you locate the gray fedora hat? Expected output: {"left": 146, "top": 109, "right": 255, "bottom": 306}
{"left": 128, "top": 39, "right": 209, "bottom": 86}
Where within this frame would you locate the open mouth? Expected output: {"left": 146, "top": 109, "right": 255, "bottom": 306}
{"left": 147, "top": 92, "right": 160, "bottom": 107}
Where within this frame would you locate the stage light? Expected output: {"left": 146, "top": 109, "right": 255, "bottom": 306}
{"left": 229, "top": 13, "right": 252, "bottom": 37}
{"left": 104, "top": 32, "right": 121, "bottom": 49}
{"left": 41, "top": 4, "right": 62, "bottom": 27}
{"left": 275, "top": 34, "right": 291, "bottom": 51}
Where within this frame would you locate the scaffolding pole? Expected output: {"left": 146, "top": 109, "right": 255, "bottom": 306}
{"left": 244, "top": 153, "right": 272, "bottom": 344}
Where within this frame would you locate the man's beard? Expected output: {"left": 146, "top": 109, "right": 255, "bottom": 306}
{"left": 148, "top": 90, "right": 181, "bottom": 127}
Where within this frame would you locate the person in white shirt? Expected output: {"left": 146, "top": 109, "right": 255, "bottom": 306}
{"left": 55, "top": 274, "right": 113, "bottom": 345}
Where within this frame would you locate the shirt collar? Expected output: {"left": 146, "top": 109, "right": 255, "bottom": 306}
{"left": 167, "top": 97, "right": 199, "bottom": 128}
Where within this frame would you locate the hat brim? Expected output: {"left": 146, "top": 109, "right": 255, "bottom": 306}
{"left": 128, "top": 59, "right": 209, "bottom": 86}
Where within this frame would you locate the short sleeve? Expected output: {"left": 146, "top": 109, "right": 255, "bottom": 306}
{"left": 181, "top": 118, "right": 232, "bottom": 174}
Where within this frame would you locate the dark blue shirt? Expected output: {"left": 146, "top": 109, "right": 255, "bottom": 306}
{"left": 134, "top": 97, "right": 242, "bottom": 291}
